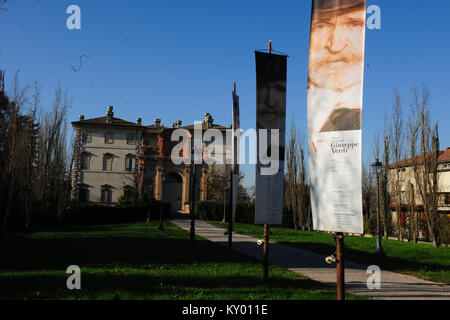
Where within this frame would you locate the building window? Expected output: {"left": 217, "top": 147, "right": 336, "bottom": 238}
{"left": 79, "top": 184, "right": 89, "bottom": 202}
{"left": 144, "top": 135, "right": 158, "bottom": 147}
{"left": 127, "top": 133, "right": 135, "bottom": 145}
{"left": 103, "top": 153, "right": 113, "bottom": 171}
{"left": 101, "top": 186, "right": 112, "bottom": 203}
{"left": 101, "top": 185, "right": 112, "bottom": 203}
{"left": 80, "top": 152, "right": 90, "bottom": 170}
{"left": 81, "top": 131, "right": 92, "bottom": 144}
{"left": 123, "top": 186, "right": 134, "bottom": 199}
{"left": 125, "top": 154, "right": 134, "bottom": 172}
{"left": 445, "top": 193, "right": 450, "bottom": 205}
{"left": 105, "top": 132, "right": 114, "bottom": 144}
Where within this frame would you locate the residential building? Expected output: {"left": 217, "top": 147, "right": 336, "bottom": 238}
{"left": 388, "top": 147, "right": 450, "bottom": 231}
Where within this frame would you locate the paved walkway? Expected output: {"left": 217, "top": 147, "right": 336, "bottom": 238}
{"left": 171, "top": 217, "right": 450, "bottom": 300}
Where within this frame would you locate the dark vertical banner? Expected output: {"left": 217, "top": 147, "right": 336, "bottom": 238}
{"left": 231, "top": 90, "right": 240, "bottom": 222}
{"left": 307, "top": 0, "right": 366, "bottom": 233}
{"left": 254, "top": 51, "right": 287, "bottom": 225}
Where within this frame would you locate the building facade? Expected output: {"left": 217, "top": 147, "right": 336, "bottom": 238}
{"left": 71, "top": 106, "right": 229, "bottom": 212}
{"left": 388, "top": 148, "right": 450, "bottom": 230}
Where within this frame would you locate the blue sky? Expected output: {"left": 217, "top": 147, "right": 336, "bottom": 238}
{"left": 1, "top": 0, "right": 449, "bottom": 188}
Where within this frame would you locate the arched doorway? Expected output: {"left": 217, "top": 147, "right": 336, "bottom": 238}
{"left": 163, "top": 172, "right": 183, "bottom": 212}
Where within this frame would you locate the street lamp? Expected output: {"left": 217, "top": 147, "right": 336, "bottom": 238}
{"left": 371, "top": 158, "right": 384, "bottom": 256}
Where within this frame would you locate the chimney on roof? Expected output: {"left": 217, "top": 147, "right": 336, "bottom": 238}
{"left": 79, "top": 115, "right": 85, "bottom": 121}
{"left": 137, "top": 118, "right": 142, "bottom": 125}
{"left": 106, "top": 106, "right": 114, "bottom": 124}
{"left": 204, "top": 113, "right": 213, "bottom": 128}
{"left": 154, "top": 118, "right": 161, "bottom": 129}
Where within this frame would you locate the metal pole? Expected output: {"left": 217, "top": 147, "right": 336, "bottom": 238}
{"left": 222, "top": 188, "right": 226, "bottom": 223}
{"left": 262, "top": 42, "right": 272, "bottom": 282}
{"left": 158, "top": 203, "right": 164, "bottom": 231}
{"left": 376, "top": 173, "right": 384, "bottom": 255}
{"left": 228, "top": 167, "right": 233, "bottom": 260}
{"left": 335, "top": 232, "right": 345, "bottom": 300}
{"left": 263, "top": 224, "right": 269, "bottom": 281}
{"left": 190, "top": 151, "right": 196, "bottom": 249}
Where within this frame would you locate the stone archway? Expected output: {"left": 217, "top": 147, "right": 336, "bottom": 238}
{"left": 163, "top": 172, "right": 183, "bottom": 212}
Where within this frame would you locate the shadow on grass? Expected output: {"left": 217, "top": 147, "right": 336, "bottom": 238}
{"left": 278, "top": 241, "right": 450, "bottom": 276}
{"left": 0, "top": 236, "right": 256, "bottom": 270}
{"left": 0, "top": 272, "right": 336, "bottom": 300}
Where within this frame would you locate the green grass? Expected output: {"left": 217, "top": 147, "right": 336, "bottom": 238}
{"left": 210, "top": 222, "right": 450, "bottom": 284}
{"left": 0, "top": 222, "right": 363, "bottom": 300}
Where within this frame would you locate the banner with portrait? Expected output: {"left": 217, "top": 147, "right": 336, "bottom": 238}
{"left": 307, "top": 0, "right": 366, "bottom": 233}
{"left": 254, "top": 51, "right": 287, "bottom": 225}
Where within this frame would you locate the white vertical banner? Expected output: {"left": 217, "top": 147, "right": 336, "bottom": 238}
{"left": 254, "top": 51, "right": 287, "bottom": 225}
{"left": 307, "top": 0, "right": 366, "bottom": 234}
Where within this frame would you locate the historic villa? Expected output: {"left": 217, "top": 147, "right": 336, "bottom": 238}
{"left": 70, "top": 106, "right": 229, "bottom": 212}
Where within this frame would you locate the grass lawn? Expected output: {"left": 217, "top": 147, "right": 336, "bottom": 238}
{"left": 210, "top": 222, "right": 450, "bottom": 284}
{"left": 0, "top": 221, "right": 364, "bottom": 300}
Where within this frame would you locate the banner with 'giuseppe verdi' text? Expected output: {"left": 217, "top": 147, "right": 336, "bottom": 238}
{"left": 307, "top": 0, "right": 366, "bottom": 233}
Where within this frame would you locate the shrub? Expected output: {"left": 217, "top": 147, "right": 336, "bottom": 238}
{"left": 193, "top": 201, "right": 255, "bottom": 223}
{"left": 63, "top": 199, "right": 171, "bottom": 225}
{"left": 194, "top": 200, "right": 227, "bottom": 221}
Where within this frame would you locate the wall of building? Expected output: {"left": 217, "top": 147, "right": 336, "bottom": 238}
{"left": 79, "top": 127, "right": 142, "bottom": 204}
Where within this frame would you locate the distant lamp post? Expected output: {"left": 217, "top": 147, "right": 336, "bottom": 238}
{"left": 159, "top": 176, "right": 165, "bottom": 231}
{"left": 371, "top": 158, "right": 384, "bottom": 256}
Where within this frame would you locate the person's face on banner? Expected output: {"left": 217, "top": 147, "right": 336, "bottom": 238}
{"left": 257, "top": 80, "right": 286, "bottom": 129}
{"left": 309, "top": 8, "right": 365, "bottom": 92}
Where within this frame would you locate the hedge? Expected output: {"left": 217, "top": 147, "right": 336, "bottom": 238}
{"left": 193, "top": 200, "right": 255, "bottom": 224}
{"left": 63, "top": 200, "right": 171, "bottom": 225}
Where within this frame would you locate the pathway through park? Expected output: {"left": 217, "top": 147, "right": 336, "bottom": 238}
{"left": 171, "top": 217, "right": 450, "bottom": 300}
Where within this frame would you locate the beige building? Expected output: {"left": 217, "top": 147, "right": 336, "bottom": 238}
{"left": 71, "top": 106, "right": 229, "bottom": 212}
{"left": 388, "top": 148, "right": 450, "bottom": 229}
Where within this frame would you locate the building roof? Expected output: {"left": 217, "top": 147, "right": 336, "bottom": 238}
{"left": 390, "top": 147, "right": 450, "bottom": 168}
{"left": 72, "top": 116, "right": 143, "bottom": 128}
{"left": 181, "top": 123, "right": 229, "bottom": 130}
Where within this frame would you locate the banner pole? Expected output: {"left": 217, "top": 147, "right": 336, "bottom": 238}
{"left": 228, "top": 167, "right": 233, "bottom": 260}
{"left": 262, "top": 40, "right": 272, "bottom": 282}
{"left": 190, "top": 147, "right": 196, "bottom": 249}
{"left": 263, "top": 224, "right": 269, "bottom": 281}
{"left": 335, "top": 232, "right": 345, "bottom": 300}
{"left": 228, "top": 82, "right": 237, "bottom": 260}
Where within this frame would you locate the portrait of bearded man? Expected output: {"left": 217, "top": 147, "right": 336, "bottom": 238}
{"left": 308, "top": 0, "right": 366, "bottom": 133}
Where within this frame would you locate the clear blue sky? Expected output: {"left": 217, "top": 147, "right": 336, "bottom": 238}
{"left": 1, "top": 0, "right": 449, "bottom": 188}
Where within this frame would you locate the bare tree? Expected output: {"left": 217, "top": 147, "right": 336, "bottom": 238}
{"left": 361, "top": 162, "right": 374, "bottom": 228}
{"left": 285, "top": 120, "right": 310, "bottom": 231}
{"left": 406, "top": 90, "right": 420, "bottom": 243}
{"left": 296, "top": 133, "right": 311, "bottom": 230}
{"left": 411, "top": 85, "right": 442, "bottom": 247}
{"left": 37, "top": 85, "right": 70, "bottom": 224}
{"left": 390, "top": 86, "right": 405, "bottom": 241}
{"left": 0, "top": 73, "right": 71, "bottom": 231}
{"left": 285, "top": 121, "right": 299, "bottom": 229}
{"left": 380, "top": 112, "right": 391, "bottom": 238}
{"left": 1, "top": 72, "right": 30, "bottom": 231}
